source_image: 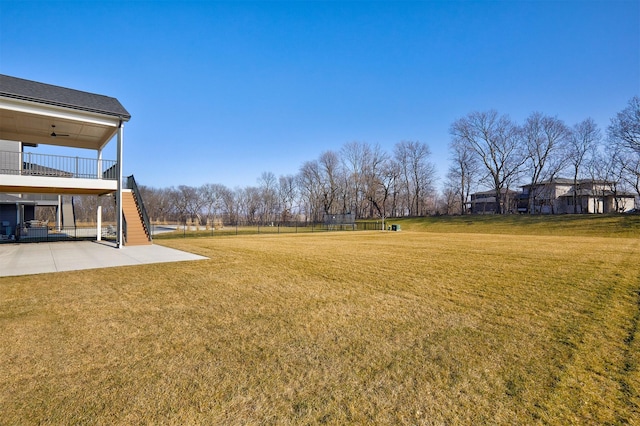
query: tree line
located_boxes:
[137,139,438,226]
[69,96,639,225]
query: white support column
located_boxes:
[57,195,62,231]
[96,197,102,242]
[96,149,103,241]
[116,122,124,248]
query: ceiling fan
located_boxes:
[50,124,69,137]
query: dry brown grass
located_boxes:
[1,231,639,424]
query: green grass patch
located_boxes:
[375,213,640,238]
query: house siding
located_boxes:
[0,139,20,175]
[477,178,637,215]
[522,178,636,214]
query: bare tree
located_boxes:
[278,174,298,223]
[443,170,463,215]
[258,171,278,224]
[566,118,601,213]
[394,141,412,216]
[297,160,323,222]
[236,186,261,225]
[622,152,640,201]
[448,137,478,214]
[521,112,570,213]
[139,186,172,223]
[608,96,640,205]
[608,96,640,154]
[394,140,436,216]
[219,185,237,225]
[170,185,203,227]
[341,141,368,218]
[439,180,460,215]
[363,157,393,227]
[450,111,525,214]
[167,187,186,225]
[361,143,389,219]
[318,150,342,216]
[600,142,633,212]
[199,183,226,228]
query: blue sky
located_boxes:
[1,1,638,190]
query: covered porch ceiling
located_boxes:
[0,98,121,151]
[0,74,130,151]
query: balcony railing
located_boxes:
[0,150,117,180]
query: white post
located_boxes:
[96,149,103,241]
[96,197,102,242]
[116,122,124,248]
[57,195,62,231]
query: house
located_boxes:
[0,74,150,246]
[468,188,519,214]
[520,178,636,214]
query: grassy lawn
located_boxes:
[379,213,640,238]
[1,219,639,424]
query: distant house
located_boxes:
[520,178,636,214]
[468,188,519,214]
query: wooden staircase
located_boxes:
[122,190,151,246]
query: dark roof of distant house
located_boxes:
[520,178,573,187]
[471,188,519,197]
[0,74,130,120]
[521,178,612,188]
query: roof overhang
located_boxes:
[0,97,123,151]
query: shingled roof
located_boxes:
[0,74,130,120]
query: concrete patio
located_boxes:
[0,241,207,277]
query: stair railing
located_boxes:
[125,175,152,242]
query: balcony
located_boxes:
[0,150,117,179]
[0,150,119,195]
